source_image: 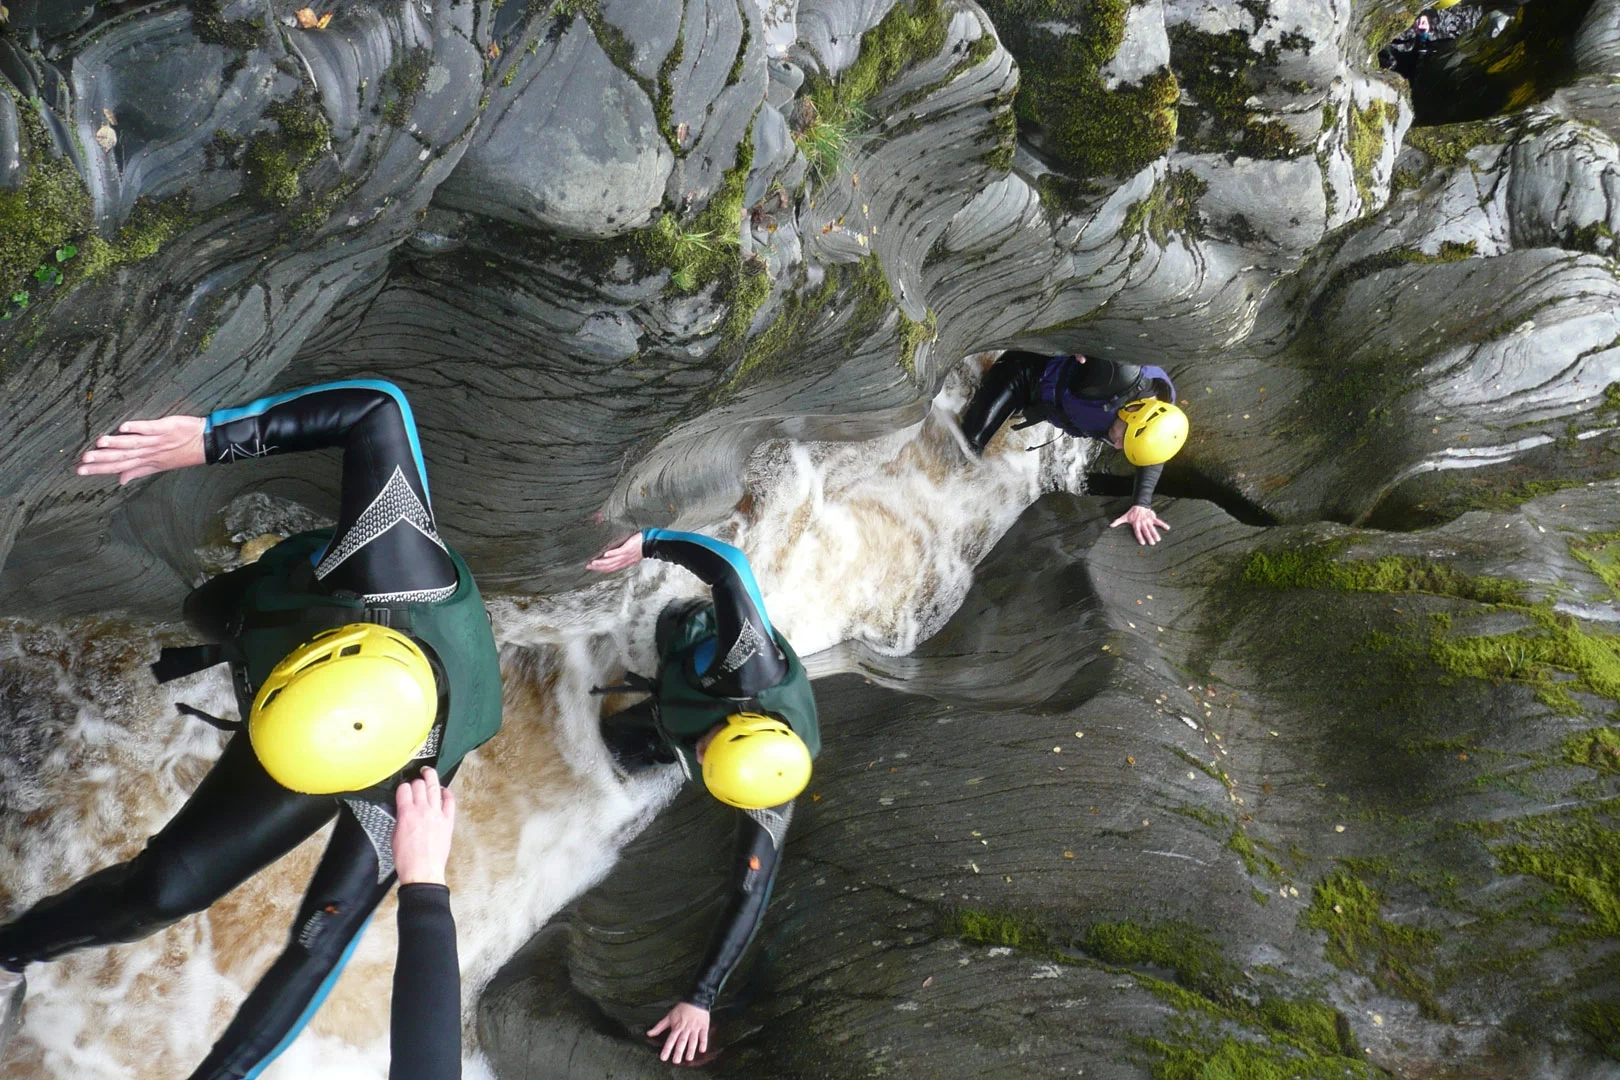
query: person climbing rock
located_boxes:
[389,766,462,1080]
[0,381,502,1078]
[958,350,1189,545]
[585,529,818,1066]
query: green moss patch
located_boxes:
[1169,25,1300,160]
[1121,168,1209,247]
[981,0,1177,178]
[1563,727,1620,774]
[793,0,955,178]
[78,194,196,278]
[1083,920,1242,1004]
[1240,545,1524,605]
[1574,1000,1620,1059]
[1492,813,1620,935]
[1140,1034,1378,1080]
[1303,868,1445,1018]
[1347,100,1389,212]
[1430,607,1620,715]
[242,91,334,210]
[381,47,434,127]
[1404,119,1509,170]
[0,95,92,300]
[1572,530,1620,601]
[188,0,266,52]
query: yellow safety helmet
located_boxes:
[1117,398,1189,467]
[701,713,812,810]
[1433,0,1461,8]
[249,623,438,795]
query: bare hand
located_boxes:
[1110,505,1170,546]
[586,532,644,574]
[648,1002,710,1065]
[393,767,456,886]
[76,415,206,485]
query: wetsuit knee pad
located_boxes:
[127,850,216,926]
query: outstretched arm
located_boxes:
[80,381,456,599]
[589,529,787,697]
[648,802,794,1065]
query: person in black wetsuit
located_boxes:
[0,381,502,1079]
[586,528,819,1066]
[959,351,1189,546]
[390,766,461,1080]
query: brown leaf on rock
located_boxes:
[295,8,334,29]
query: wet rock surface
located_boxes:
[0,0,1618,1077]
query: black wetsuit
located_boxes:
[392,883,460,1080]
[600,530,815,1012]
[0,381,475,1080]
[959,351,1177,507]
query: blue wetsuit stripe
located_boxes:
[240,915,374,1080]
[642,529,773,638]
[206,379,433,505]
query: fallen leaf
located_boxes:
[676,122,689,143]
[811,793,822,802]
[102,107,117,126]
[1334,825,1345,833]
[295,7,333,29]
[1126,756,1136,766]
[1064,851,1075,858]
[94,124,117,152]
[487,42,501,58]
[922,976,933,988]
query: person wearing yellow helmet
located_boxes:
[0,381,501,1078]
[959,350,1188,545]
[587,528,819,1065]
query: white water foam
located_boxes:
[0,357,1095,1078]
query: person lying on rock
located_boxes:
[390,766,463,1080]
[0,381,502,1078]
[587,529,818,1066]
[958,350,1189,545]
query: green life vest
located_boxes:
[221,530,503,775]
[654,604,819,789]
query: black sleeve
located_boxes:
[686,802,793,1011]
[641,530,787,697]
[1132,463,1164,507]
[204,381,457,601]
[390,883,461,1080]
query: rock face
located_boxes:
[1,0,1619,1077]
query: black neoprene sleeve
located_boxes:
[686,804,792,1010]
[641,530,788,697]
[390,884,461,1080]
[204,381,457,600]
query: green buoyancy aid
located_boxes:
[654,604,819,788]
[227,530,503,774]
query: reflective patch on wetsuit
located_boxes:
[314,465,451,597]
[701,620,768,689]
[743,802,793,851]
[342,798,398,882]
[296,906,339,950]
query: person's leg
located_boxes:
[182,562,273,642]
[600,698,675,774]
[959,351,1050,454]
[0,734,336,969]
[188,805,397,1080]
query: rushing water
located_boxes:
[0,358,1092,1079]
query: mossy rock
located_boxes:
[980,0,1177,178]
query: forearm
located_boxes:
[686,805,793,1009]
[390,884,461,1080]
[1132,464,1164,507]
